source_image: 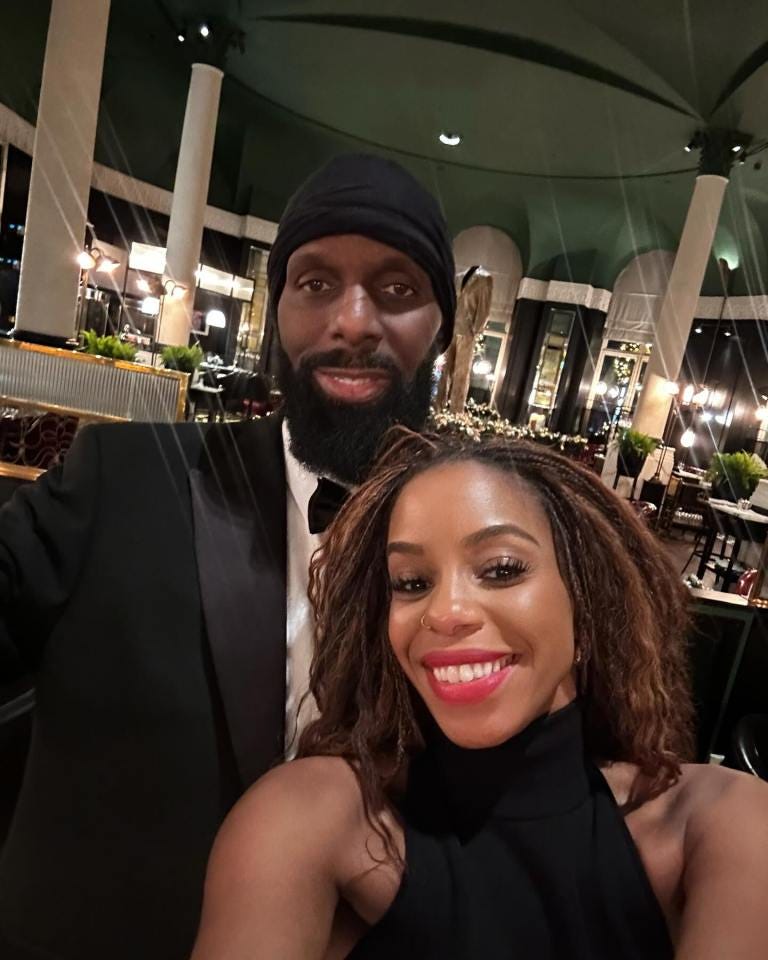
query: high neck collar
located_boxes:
[408,701,591,832]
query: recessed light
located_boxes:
[199,23,210,38]
[724,330,732,337]
[731,144,742,153]
[177,32,185,42]
[694,326,703,334]
[684,144,692,153]
[439,132,461,147]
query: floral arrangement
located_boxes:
[430,400,589,453]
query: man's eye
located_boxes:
[301,278,331,293]
[390,575,429,594]
[383,282,415,297]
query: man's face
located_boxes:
[276,233,444,483]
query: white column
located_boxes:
[14,0,111,344]
[158,63,224,346]
[632,174,729,437]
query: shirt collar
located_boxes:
[282,420,322,522]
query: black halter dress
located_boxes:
[347,702,673,959]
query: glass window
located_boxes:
[526,308,575,425]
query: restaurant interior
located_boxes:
[1,0,768,848]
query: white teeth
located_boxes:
[459,664,474,683]
[431,655,516,685]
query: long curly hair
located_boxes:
[298,428,694,831]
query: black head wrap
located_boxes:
[267,153,456,350]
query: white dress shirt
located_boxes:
[282,421,323,756]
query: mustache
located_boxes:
[298,349,401,377]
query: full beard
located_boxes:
[277,344,437,484]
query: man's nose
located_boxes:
[329,286,383,350]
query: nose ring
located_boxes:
[420,614,432,631]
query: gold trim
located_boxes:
[0,461,44,481]
[0,339,189,422]
[0,395,125,423]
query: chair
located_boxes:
[722,714,768,780]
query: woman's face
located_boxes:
[386,460,577,748]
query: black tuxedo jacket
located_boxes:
[0,414,290,960]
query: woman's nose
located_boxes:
[421,576,483,638]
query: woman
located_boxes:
[191,430,768,959]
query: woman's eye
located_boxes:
[383,282,415,298]
[480,559,530,584]
[390,575,430,595]
[301,278,331,293]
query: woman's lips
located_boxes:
[313,368,391,403]
[422,650,520,705]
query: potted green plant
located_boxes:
[615,428,659,478]
[160,344,203,375]
[706,451,768,502]
[80,330,138,362]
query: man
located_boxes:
[0,153,456,960]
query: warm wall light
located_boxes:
[664,380,680,395]
[163,280,186,299]
[682,384,695,404]
[77,250,96,270]
[680,429,696,448]
[97,257,119,273]
[140,296,161,316]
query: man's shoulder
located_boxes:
[87,415,283,470]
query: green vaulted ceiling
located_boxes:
[3,0,768,293]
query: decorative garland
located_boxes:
[429,400,590,452]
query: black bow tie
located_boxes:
[307,477,349,535]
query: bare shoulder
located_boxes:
[226,756,366,850]
[675,762,768,837]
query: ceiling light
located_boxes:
[732,144,742,153]
[199,23,210,38]
[439,132,461,147]
[756,406,768,421]
[177,33,185,43]
[724,330,732,337]
[684,144,692,153]
[136,277,150,293]
[472,358,492,377]
[680,429,696,448]
[694,326,703,334]
[664,380,680,395]
[206,309,226,329]
[77,250,96,270]
[594,381,608,397]
[97,257,119,273]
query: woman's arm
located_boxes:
[191,757,362,960]
[676,770,768,959]
[192,757,380,960]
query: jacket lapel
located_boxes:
[189,415,287,787]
